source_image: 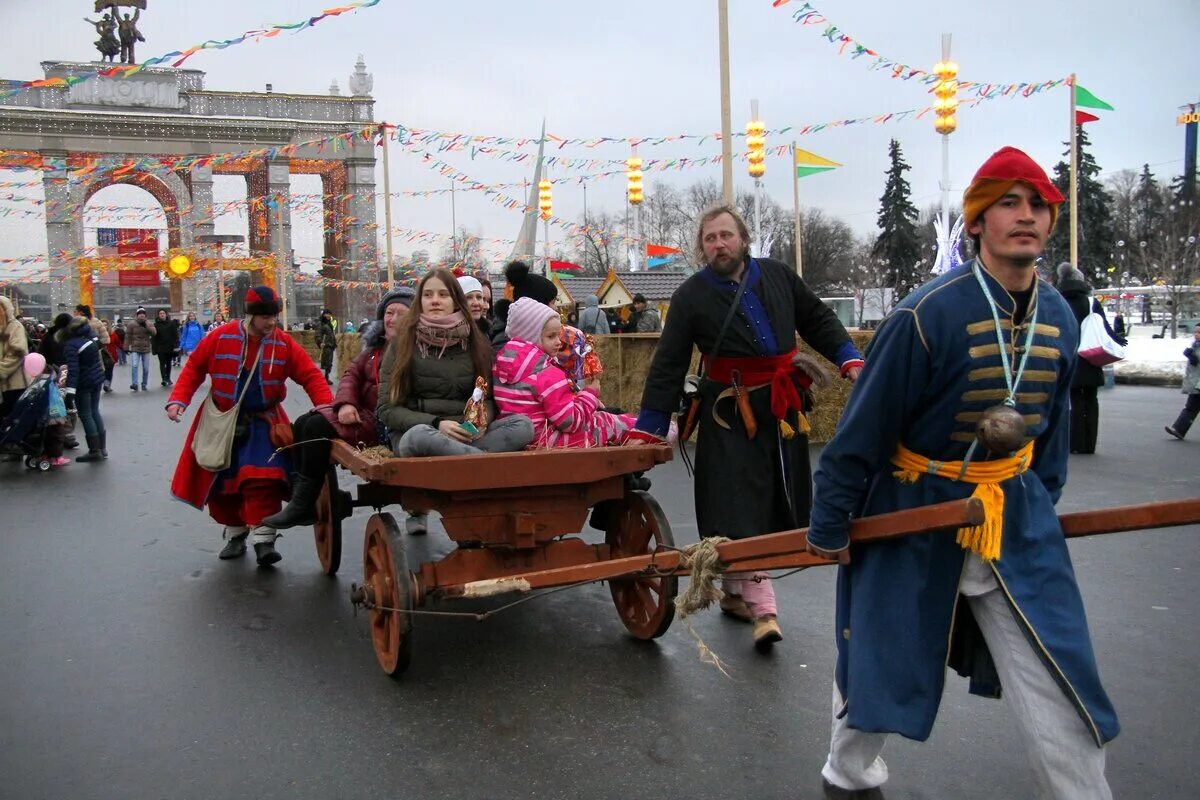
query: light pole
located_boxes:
[627,147,644,270]
[932,36,959,262]
[717,0,733,205]
[746,99,766,253]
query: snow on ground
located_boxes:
[1113,326,1191,385]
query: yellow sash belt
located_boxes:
[890,440,1035,561]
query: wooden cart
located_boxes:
[316,441,679,676]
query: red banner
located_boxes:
[550,259,584,273]
[117,270,162,287]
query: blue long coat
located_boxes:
[809,262,1119,747]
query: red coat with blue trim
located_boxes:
[167,320,332,509]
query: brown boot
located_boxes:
[719,594,754,622]
[753,615,783,651]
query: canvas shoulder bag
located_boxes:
[191,338,265,472]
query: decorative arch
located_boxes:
[81,169,192,250]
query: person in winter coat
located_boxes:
[265,286,414,529]
[1055,263,1124,454]
[123,307,154,391]
[458,275,490,336]
[39,313,72,370]
[378,269,534,533]
[178,311,205,357]
[621,294,662,333]
[1165,322,1200,440]
[315,309,337,383]
[74,305,113,392]
[165,286,333,567]
[111,319,126,365]
[490,260,559,350]
[0,295,31,420]
[151,309,180,386]
[59,316,108,462]
[494,297,637,448]
[577,294,608,336]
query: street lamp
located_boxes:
[933,37,958,266]
[627,147,644,269]
[747,100,766,252]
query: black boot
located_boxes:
[254,541,282,567]
[1166,409,1194,440]
[98,431,108,459]
[76,434,104,462]
[262,475,321,529]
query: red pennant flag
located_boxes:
[549,259,584,273]
[1075,110,1100,125]
[646,244,682,257]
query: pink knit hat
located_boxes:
[505,297,559,343]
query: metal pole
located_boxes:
[451,179,458,264]
[750,99,761,251]
[1069,73,1079,269]
[380,123,396,288]
[582,182,588,225]
[938,34,952,253]
[718,0,734,206]
[216,244,226,318]
[634,204,643,271]
[792,141,803,277]
[276,191,288,330]
[544,219,551,276]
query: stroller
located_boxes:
[0,375,61,472]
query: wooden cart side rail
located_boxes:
[329,440,673,490]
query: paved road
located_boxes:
[1,368,1197,799]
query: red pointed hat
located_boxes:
[963,146,1064,228]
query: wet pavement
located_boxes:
[1,367,1197,800]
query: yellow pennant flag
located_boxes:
[793,148,842,168]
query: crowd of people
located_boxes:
[5,144,1200,799]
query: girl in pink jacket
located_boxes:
[493,298,634,448]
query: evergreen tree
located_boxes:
[872,139,923,298]
[1045,127,1116,285]
[1132,164,1166,245]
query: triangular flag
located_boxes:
[794,148,842,168]
[645,256,673,269]
[1075,85,1114,111]
[646,244,682,257]
[549,259,583,273]
[796,165,837,179]
[1075,110,1100,125]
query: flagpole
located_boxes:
[939,34,953,258]
[792,141,803,277]
[751,99,762,252]
[1069,73,1079,269]
[718,0,734,206]
[380,123,395,289]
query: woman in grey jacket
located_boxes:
[377,268,533,532]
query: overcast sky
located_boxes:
[1,0,1198,278]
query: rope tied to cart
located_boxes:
[673,536,735,678]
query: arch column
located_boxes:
[43,151,85,316]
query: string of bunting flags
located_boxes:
[0,0,384,100]
[771,0,1073,99]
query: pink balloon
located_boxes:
[22,352,46,380]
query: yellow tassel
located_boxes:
[779,419,795,439]
[796,412,811,435]
[955,482,1005,561]
[892,468,922,485]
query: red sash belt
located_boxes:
[706,348,807,422]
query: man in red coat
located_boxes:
[165,286,333,566]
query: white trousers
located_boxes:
[822,587,1112,800]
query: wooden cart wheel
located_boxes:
[362,512,413,676]
[606,491,677,640]
[312,466,343,575]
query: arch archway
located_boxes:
[81,170,193,309]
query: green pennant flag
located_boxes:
[1075,85,1114,111]
[796,165,837,179]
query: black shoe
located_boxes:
[161,380,167,387]
[64,436,79,450]
[130,384,138,392]
[262,476,320,530]
[141,385,147,391]
[219,537,247,559]
[99,431,107,460]
[102,385,112,394]
[254,542,282,567]
[822,779,885,799]
[1166,425,1184,440]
